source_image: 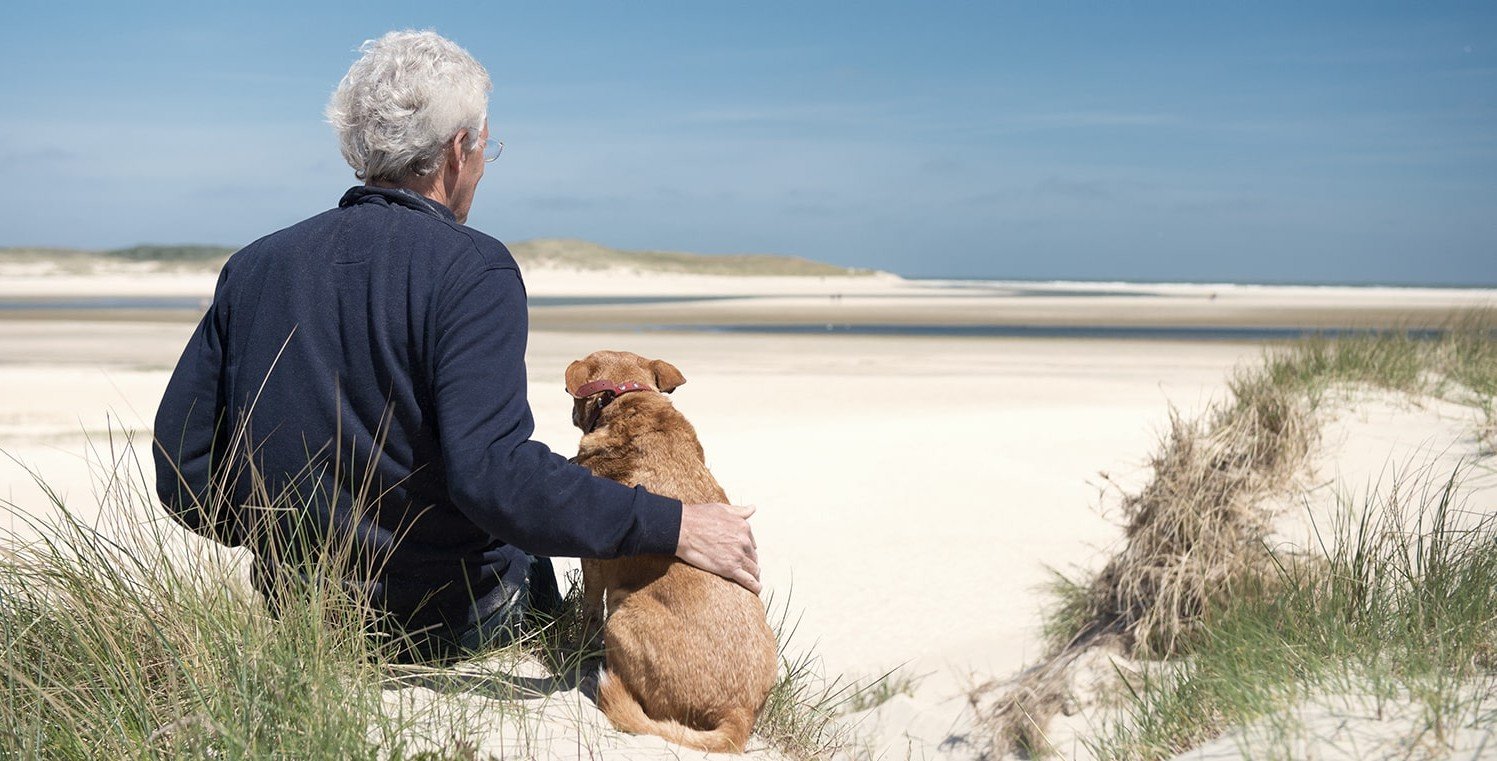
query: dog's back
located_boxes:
[568,352,777,753]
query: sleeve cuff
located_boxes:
[626,487,683,556]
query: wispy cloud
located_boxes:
[1013,111,1179,128]
[520,194,623,213]
[1032,176,1114,200]
[0,145,78,165]
[673,100,903,131]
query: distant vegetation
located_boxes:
[103,245,238,262]
[0,239,875,278]
[508,238,876,277]
[0,245,236,273]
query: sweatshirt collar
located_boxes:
[339,185,458,223]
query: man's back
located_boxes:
[154,186,682,644]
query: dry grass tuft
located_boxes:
[1091,376,1314,659]
[975,381,1314,755]
[972,635,1128,757]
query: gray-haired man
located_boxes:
[154,30,759,659]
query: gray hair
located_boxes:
[326,30,491,183]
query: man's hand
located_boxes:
[676,502,761,595]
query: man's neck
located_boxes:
[368,175,449,209]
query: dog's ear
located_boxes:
[564,360,592,396]
[650,359,686,393]
[573,397,602,432]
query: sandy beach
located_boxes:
[1,267,1493,758]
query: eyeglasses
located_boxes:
[483,138,504,163]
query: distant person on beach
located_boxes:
[152,30,760,660]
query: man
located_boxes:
[153,30,759,659]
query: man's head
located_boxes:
[327,31,492,220]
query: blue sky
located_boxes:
[2,3,1494,284]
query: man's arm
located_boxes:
[153,280,238,545]
[430,264,760,590]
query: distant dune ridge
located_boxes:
[0,245,236,275]
[509,238,877,277]
[0,240,876,278]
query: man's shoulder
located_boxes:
[221,208,342,270]
[434,221,518,274]
[345,197,519,275]
[222,203,518,277]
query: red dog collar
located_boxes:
[571,379,652,399]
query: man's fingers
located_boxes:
[735,568,763,595]
[733,504,757,549]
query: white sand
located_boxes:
[0,268,1493,758]
[1273,389,1497,551]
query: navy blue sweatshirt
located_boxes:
[153,186,682,637]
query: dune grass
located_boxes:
[1090,464,1497,760]
[977,315,1497,758]
[755,602,862,757]
[0,441,867,759]
[0,450,468,759]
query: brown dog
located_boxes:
[566,350,778,753]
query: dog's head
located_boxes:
[565,350,686,433]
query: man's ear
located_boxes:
[446,130,470,173]
[565,360,592,395]
[651,359,686,393]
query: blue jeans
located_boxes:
[452,554,562,652]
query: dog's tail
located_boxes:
[596,668,755,754]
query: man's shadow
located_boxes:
[379,639,605,703]
[379,572,606,702]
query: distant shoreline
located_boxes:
[1,259,1491,337]
[7,242,1492,290]
[908,275,1497,291]
[0,284,1489,338]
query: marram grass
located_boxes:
[0,467,442,759]
[1089,466,1497,760]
